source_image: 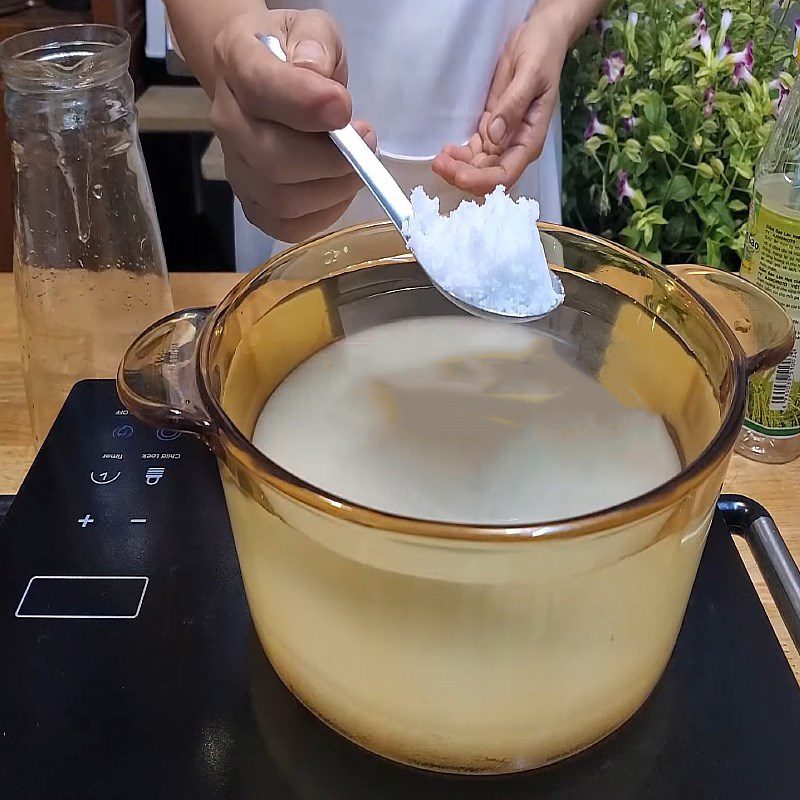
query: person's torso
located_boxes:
[235,0,563,268]
[285,0,535,156]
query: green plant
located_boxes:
[561,1,797,269]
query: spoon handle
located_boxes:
[259,35,413,233]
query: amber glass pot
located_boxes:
[119,223,792,774]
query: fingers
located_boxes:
[433,85,557,196]
[213,12,351,131]
[241,196,355,243]
[485,56,546,149]
[285,9,348,84]
[449,161,508,197]
[516,86,558,165]
[228,151,363,219]
[485,24,522,114]
[431,146,500,188]
[216,88,376,182]
[216,81,375,239]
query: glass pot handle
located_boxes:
[667,264,794,375]
[117,307,214,438]
[718,495,800,654]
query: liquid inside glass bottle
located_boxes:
[0,25,173,448]
[737,77,800,463]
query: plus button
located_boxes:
[78,515,95,528]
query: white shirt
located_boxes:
[235,0,562,270]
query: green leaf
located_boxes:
[625,150,643,165]
[664,175,694,203]
[705,239,722,268]
[621,225,642,247]
[711,199,735,229]
[692,199,717,226]
[584,89,604,105]
[699,181,723,204]
[673,86,695,103]
[623,141,643,164]
[725,117,743,140]
[664,211,700,249]
[697,162,715,179]
[624,138,642,155]
[584,136,602,154]
[734,160,754,180]
[648,134,671,153]
[710,157,725,176]
[644,96,667,128]
[729,199,749,212]
[631,190,647,211]
[643,224,654,247]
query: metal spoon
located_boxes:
[259,35,563,323]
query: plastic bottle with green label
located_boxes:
[737,78,800,463]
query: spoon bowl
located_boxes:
[430,269,564,323]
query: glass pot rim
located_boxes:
[120,221,793,541]
[176,221,777,542]
[0,24,130,92]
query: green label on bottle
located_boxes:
[741,192,800,438]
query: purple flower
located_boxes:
[729,40,754,86]
[593,16,613,36]
[616,171,635,202]
[733,62,754,85]
[687,5,706,26]
[719,9,733,39]
[584,110,611,140]
[603,50,627,83]
[794,18,800,58]
[700,25,712,56]
[690,21,711,53]
[703,86,715,117]
[733,61,754,85]
[622,115,639,133]
[717,37,732,62]
[770,76,791,115]
[730,39,754,68]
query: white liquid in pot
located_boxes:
[252,316,681,523]
[234,315,709,772]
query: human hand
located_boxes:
[211,9,376,241]
[432,17,569,196]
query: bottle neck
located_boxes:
[5,72,136,146]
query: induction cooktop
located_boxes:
[1,380,799,799]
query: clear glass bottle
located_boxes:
[0,25,173,448]
[736,77,800,463]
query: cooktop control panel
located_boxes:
[1,380,800,800]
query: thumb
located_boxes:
[486,60,541,148]
[285,10,348,84]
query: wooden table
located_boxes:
[1,272,798,678]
